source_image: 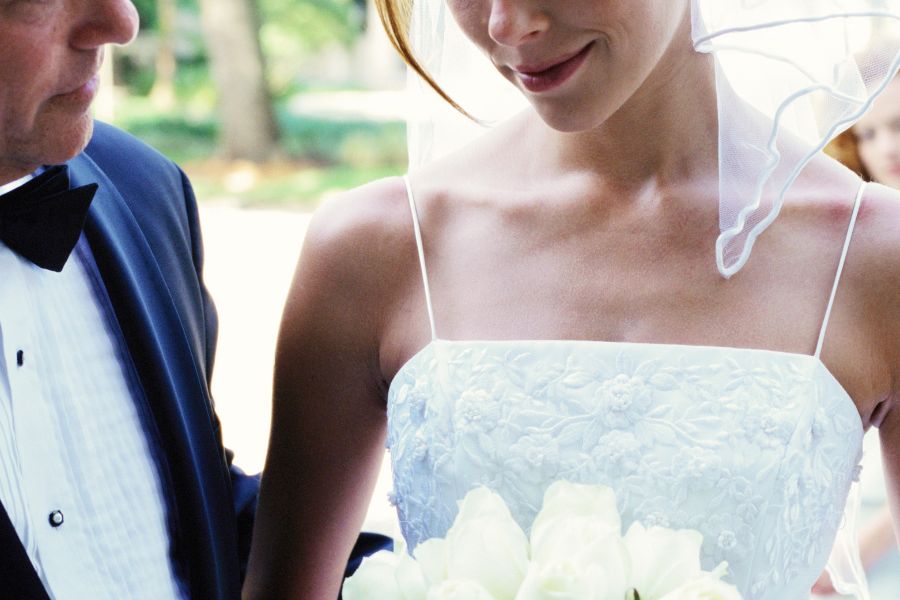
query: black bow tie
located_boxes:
[0,165,98,272]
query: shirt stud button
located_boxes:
[48,510,64,528]
[16,350,23,367]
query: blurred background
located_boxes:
[99,0,405,534]
[103,0,407,209]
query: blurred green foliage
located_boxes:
[262,0,362,50]
[261,0,365,95]
[120,0,370,102]
[132,0,198,29]
[114,98,218,163]
[113,0,404,209]
[279,116,406,167]
[117,96,404,168]
[114,96,406,209]
[189,164,401,209]
[132,0,157,26]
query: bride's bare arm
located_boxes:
[875,370,899,549]
[243,180,410,599]
[856,183,900,551]
[876,311,900,554]
[881,403,900,549]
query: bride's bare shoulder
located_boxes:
[306,176,412,252]
[296,176,418,311]
[793,158,900,287]
[298,119,524,299]
[854,181,900,247]
[785,156,900,268]
[845,181,900,291]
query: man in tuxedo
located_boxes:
[0,1,388,598]
[0,1,259,598]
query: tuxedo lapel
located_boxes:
[69,154,241,599]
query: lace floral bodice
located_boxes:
[386,339,864,600]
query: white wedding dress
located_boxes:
[386,179,867,600]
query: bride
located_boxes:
[243,1,900,599]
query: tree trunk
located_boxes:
[149,0,177,110]
[197,0,280,161]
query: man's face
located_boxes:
[0,0,139,184]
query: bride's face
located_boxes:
[446,0,692,132]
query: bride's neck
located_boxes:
[543,47,719,195]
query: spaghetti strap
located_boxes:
[814,182,866,359]
[403,175,438,340]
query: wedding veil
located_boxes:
[404,0,900,277]
[399,1,900,597]
[694,1,900,278]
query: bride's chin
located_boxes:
[533,107,608,134]
[525,97,617,134]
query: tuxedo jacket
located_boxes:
[0,122,259,599]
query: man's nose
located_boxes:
[70,0,140,50]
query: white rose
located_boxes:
[342,550,405,600]
[529,519,631,597]
[413,538,449,588]
[624,522,704,600]
[531,511,627,564]
[531,481,621,544]
[444,487,530,600]
[426,579,498,600]
[396,547,428,599]
[658,575,742,600]
[526,482,630,598]
[342,544,427,600]
[515,557,629,600]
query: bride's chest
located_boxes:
[387,340,861,488]
[386,340,863,598]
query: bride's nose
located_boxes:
[488,0,549,46]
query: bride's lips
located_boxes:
[514,43,593,93]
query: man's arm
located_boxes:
[180,167,261,579]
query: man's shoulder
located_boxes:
[80,121,184,190]
[85,121,172,163]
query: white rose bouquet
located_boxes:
[343,481,742,600]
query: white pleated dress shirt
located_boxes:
[0,175,186,598]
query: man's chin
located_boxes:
[0,115,94,183]
[55,114,94,161]
[37,115,94,166]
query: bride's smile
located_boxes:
[447,0,699,134]
[509,41,593,93]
